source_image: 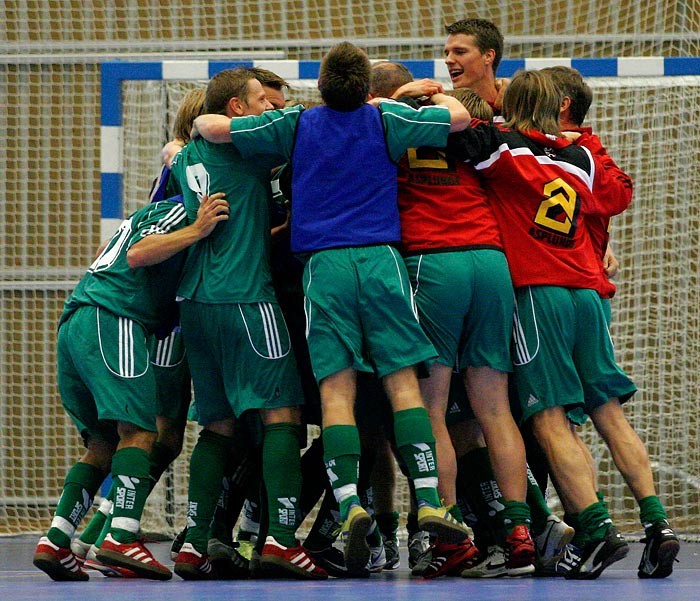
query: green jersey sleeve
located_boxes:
[378,100,452,162]
[229,105,304,161]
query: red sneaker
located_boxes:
[174,542,218,580]
[33,536,89,581]
[259,536,328,580]
[97,533,172,580]
[84,544,138,578]
[504,525,536,576]
[423,538,480,579]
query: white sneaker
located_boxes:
[408,530,432,574]
[70,538,91,566]
[461,545,507,578]
[367,540,387,572]
[534,515,575,568]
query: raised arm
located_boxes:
[388,79,470,132]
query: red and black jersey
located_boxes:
[446,121,632,296]
[571,128,614,260]
[397,146,503,254]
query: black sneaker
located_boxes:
[638,522,680,579]
[208,538,250,579]
[382,534,401,570]
[170,525,188,561]
[307,545,355,578]
[565,525,629,580]
[535,543,582,577]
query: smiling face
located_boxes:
[241,78,274,116]
[444,33,496,97]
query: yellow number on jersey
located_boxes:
[534,178,578,235]
[406,147,449,170]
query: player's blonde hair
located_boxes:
[445,88,494,121]
[502,69,562,136]
[172,87,205,143]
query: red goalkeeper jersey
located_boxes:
[446,121,632,297]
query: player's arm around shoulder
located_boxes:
[191,114,233,144]
[428,92,470,132]
[126,193,229,268]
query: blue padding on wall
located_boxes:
[497,59,526,77]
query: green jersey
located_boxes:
[60,201,188,334]
[169,137,285,303]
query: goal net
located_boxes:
[2,0,700,542]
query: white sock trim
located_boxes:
[50,516,76,537]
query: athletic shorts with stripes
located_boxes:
[57,305,158,446]
[149,327,191,422]
[302,245,437,382]
[512,285,637,425]
[178,299,303,425]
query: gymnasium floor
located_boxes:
[1,537,698,601]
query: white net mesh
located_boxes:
[2,1,700,540]
[2,1,700,58]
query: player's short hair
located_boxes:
[445,88,494,121]
[541,66,593,126]
[502,69,562,136]
[249,67,289,91]
[172,87,206,143]
[205,67,255,115]
[445,18,504,74]
[318,42,371,111]
[370,61,414,98]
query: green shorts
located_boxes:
[512,286,636,424]
[404,249,513,373]
[566,296,614,426]
[149,328,191,423]
[57,305,158,445]
[179,299,303,425]
[303,246,437,382]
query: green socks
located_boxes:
[109,447,154,544]
[185,429,233,552]
[501,500,532,534]
[579,500,613,543]
[323,424,362,521]
[77,482,114,546]
[394,408,440,507]
[48,462,104,548]
[376,511,400,540]
[526,464,552,535]
[639,495,668,534]
[263,422,304,547]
